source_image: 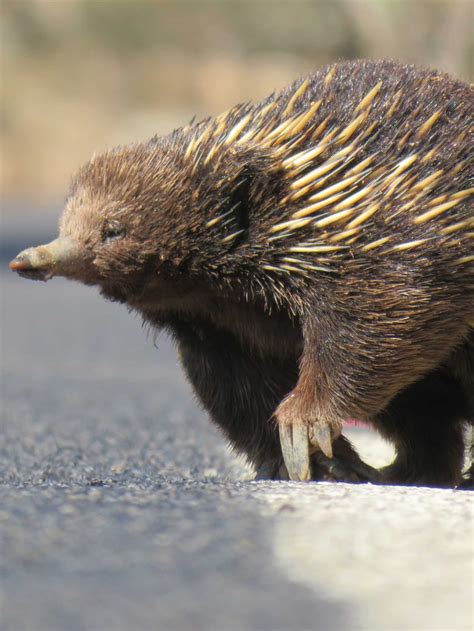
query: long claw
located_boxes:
[279,423,311,481]
[310,424,333,458]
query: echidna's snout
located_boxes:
[9,237,80,281]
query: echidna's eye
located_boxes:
[103,221,126,243]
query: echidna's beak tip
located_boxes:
[9,248,54,281]
[9,255,31,271]
[9,238,80,281]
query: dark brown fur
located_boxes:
[12,60,474,486]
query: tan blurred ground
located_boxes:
[1,0,472,203]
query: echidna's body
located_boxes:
[11,60,474,486]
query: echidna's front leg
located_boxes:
[276,310,390,481]
[276,325,345,480]
[276,302,472,483]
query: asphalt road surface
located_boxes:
[1,229,473,631]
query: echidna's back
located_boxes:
[238,60,473,275]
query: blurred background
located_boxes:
[1,6,473,629]
[1,0,472,206]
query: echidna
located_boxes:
[10,60,473,487]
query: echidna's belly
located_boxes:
[134,281,303,360]
[210,298,303,359]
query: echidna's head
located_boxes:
[10,140,196,302]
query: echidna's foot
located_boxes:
[311,452,379,483]
[254,458,289,481]
[310,435,382,483]
[255,436,380,483]
[278,419,340,480]
[275,392,378,481]
[379,460,461,488]
[276,394,338,480]
[458,437,473,489]
[455,461,473,489]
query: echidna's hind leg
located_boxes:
[455,426,472,489]
[445,331,473,488]
[375,359,470,488]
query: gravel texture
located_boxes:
[1,262,473,631]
